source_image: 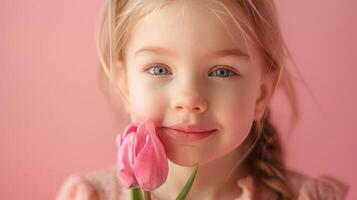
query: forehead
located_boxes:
[126,0,255,61]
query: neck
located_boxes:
[151,147,250,200]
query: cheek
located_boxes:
[223,97,255,147]
[215,80,260,146]
[127,82,168,123]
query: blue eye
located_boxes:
[146,65,237,77]
[209,67,237,77]
[147,65,172,75]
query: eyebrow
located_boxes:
[134,46,249,59]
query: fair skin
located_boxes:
[56,1,277,200]
[116,1,278,200]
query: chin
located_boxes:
[166,149,210,167]
[168,157,198,167]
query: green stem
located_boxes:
[130,187,144,200]
[175,166,198,200]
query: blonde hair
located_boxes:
[95,0,314,199]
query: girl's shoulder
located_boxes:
[56,165,126,200]
[56,166,349,200]
[236,170,349,200]
[284,169,349,200]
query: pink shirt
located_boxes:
[57,165,349,200]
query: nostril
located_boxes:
[176,106,183,110]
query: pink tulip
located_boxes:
[116,119,169,191]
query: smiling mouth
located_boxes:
[169,128,215,134]
[159,127,217,142]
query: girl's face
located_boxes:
[119,1,274,166]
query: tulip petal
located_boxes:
[116,119,168,191]
[133,135,168,190]
[123,123,138,139]
[139,120,168,182]
[148,124,169,182]
[132,140,157,190]
[135,122,149,157]
[117,132,137,188]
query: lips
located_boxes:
[160,127,216,142]
[166,123,216,133]
[159,123,217,142]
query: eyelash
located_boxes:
[145,64,239,78]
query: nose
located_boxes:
[171,89,208,114]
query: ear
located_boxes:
[115,59,131,114]
[254,69,280,121]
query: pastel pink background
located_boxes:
[0,0,355,199]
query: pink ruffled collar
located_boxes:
[234,175,255,200]
[149,175,255,200]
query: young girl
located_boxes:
[56,0,349,199]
